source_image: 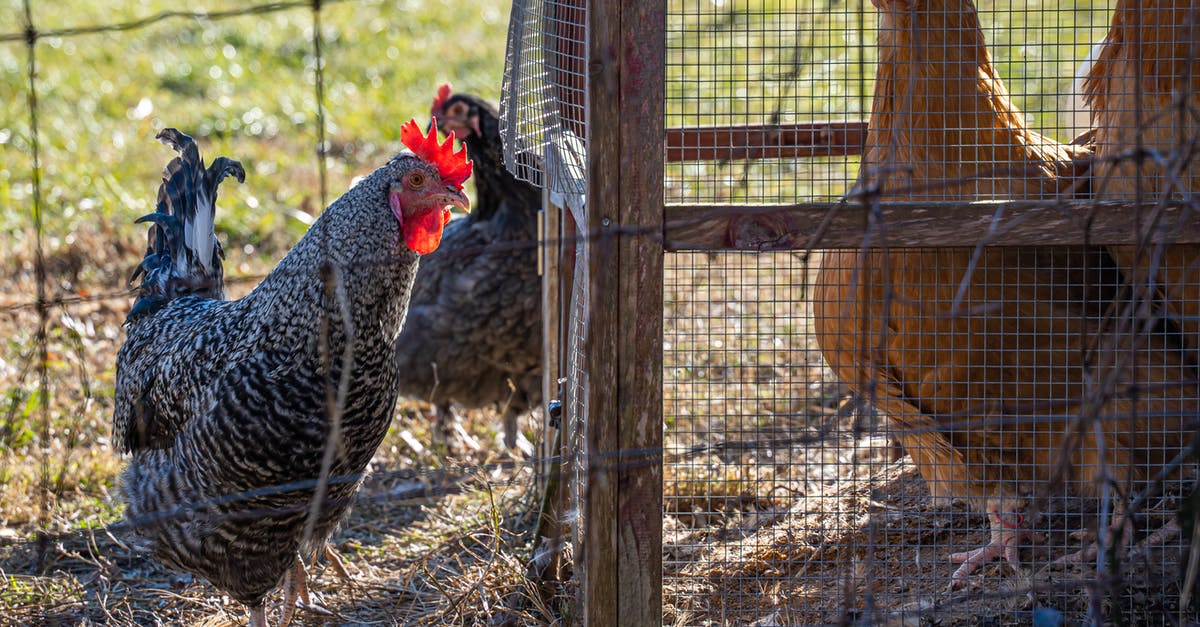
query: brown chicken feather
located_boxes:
[1085,0,1200,351]
[814,0,1196,586]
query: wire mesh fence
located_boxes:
[7,0,1200,624]
[500,0,585,202]
[0,1,560,624]
[664,247,1199,624]
[654,0,1200,624]
[493,0,1200,621]
[500,0,590,595]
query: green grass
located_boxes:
[663,0,1115,204]
[0,0,511,254]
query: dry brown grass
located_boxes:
[660,251,1195,626]
[2,236,1195,626]
[0,233,567,626]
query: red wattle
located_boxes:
[403,208,450,255]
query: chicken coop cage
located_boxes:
[503,0,1200,624]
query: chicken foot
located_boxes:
[274,546,353,626]
[1055,517,1181,565]
[948,506,1044,590]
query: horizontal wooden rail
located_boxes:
[663,200,1200,250]
[665,120,867,162]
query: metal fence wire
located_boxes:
[501,0,591,581]
[658,0,1200,624]
[501,0,586,203]
[1,1,559,624]
[503,0,1200,624]
[5,0,1200,623]
[664,249,1199,625]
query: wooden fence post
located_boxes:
[583,0,665,624]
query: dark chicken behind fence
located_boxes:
[394,84,543,451]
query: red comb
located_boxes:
[431,83,453,116]
[400,117,472,191]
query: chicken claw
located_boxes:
[948,509,1043,589]
[1056,518,1180,565]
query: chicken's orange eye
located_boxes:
[405,172,425,189]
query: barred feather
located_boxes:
[128,128,245,320]
[113,127,454,618]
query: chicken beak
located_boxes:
[438,187,470,214]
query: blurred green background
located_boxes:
[0,0,1114,251]
[0,0,1116,530]
[0,0,513,262]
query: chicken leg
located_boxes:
[502,405,518,451]
[433,402,456,449]
[248,605,268,627]
[277,556,311,627]
[948,499,1044,589]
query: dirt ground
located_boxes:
[0,240,1196,626]
[0,230,566,625]
[659,252,1198,626]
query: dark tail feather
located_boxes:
[128,128,245,321]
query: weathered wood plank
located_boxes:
[582,0,621,624]
[665,120,867,162]
[664,200,1200,250]
[616,0,665,625]
[529,189,567,593]
[540,193,562,430]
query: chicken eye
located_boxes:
[406,172,425,189]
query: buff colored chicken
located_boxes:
[813,0,1196,588]
[1084,0,1200,352]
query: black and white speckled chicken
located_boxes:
[394,85,542,452]
[113,123,471,626]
